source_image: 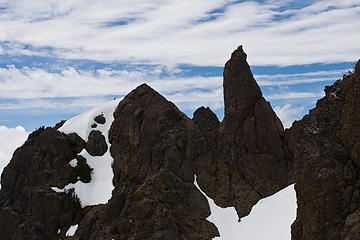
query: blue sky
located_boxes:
[0,0,359,131]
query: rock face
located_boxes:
[0,46,359,240]
[85,130,108,156]
[193,46,289,219]
[287,61,360,240]
[0,128,84,239]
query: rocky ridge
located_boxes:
[287,62,360,240]
[0,46,359,239]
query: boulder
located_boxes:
[85,130,108,156]
[94,114,106,124]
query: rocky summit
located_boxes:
[0,46,359,240]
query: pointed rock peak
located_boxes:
[136,83,151,90]
[116,83,188,123]
[230,45,247,62]
[193,106,220,130]
[122,83,165,104]
[223,45,262,119]
[130,83,156,95]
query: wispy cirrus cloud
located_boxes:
[1,62,346,100]
[0,65,222,99]
[0,0,359,66]
[266,91,324,100]
[0,63,341,119]
[0,0,358,131]
[255,69,348,86]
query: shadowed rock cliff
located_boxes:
[193,46,290,219]
[287,60,360,240]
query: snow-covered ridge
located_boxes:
[53,99,121,207]
[194,176,297,240]
[59,99,121,142]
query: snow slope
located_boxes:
[194,176,297,240]
[53,99,121,207]
[0,126,28,189]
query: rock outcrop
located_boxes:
[0,128,85,239]
[103,84,217,240]
[287,60,360,240]
[0,46,359,240]
[85,130,108,156]
[94,114,106,125]
[192,46,289,219]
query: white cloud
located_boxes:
[255,69,347,86]
[0,65,222,100]
[274,104,305,128]
[0,64,225,115]
[166,87,224,113]
[0,0,359,66]
[0,64,334,117]
[0,125,28,189]
[266,91,324,100]
[0,97,114,112]
[1,64,341,101]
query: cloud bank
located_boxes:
[0,126,28,189]
[0,0,359,66]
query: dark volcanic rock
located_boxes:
[54,120,66,130]
[94,114,106,124]
[85,130,108,156]
[109,83,194,183]
[192,46,289,219]
[0,128,83,239]
[66,132,86,154]
[71,155,93,183]
[288,61,360,240]
[0,207,21,238]
[104,84,217,240]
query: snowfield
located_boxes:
[194,176,297,240]
[54,99,121,206]
[59,99,121,142]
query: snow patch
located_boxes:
[53,149,115,206]
[51,187,64,193]
[66,224,78,237]
[69,158,77,167]
[56,99,121,207]
[194,175,297,240]
[59,99,121,142]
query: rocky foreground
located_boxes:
[0,46,359,239]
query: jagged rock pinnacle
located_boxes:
[223,45,262,125]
